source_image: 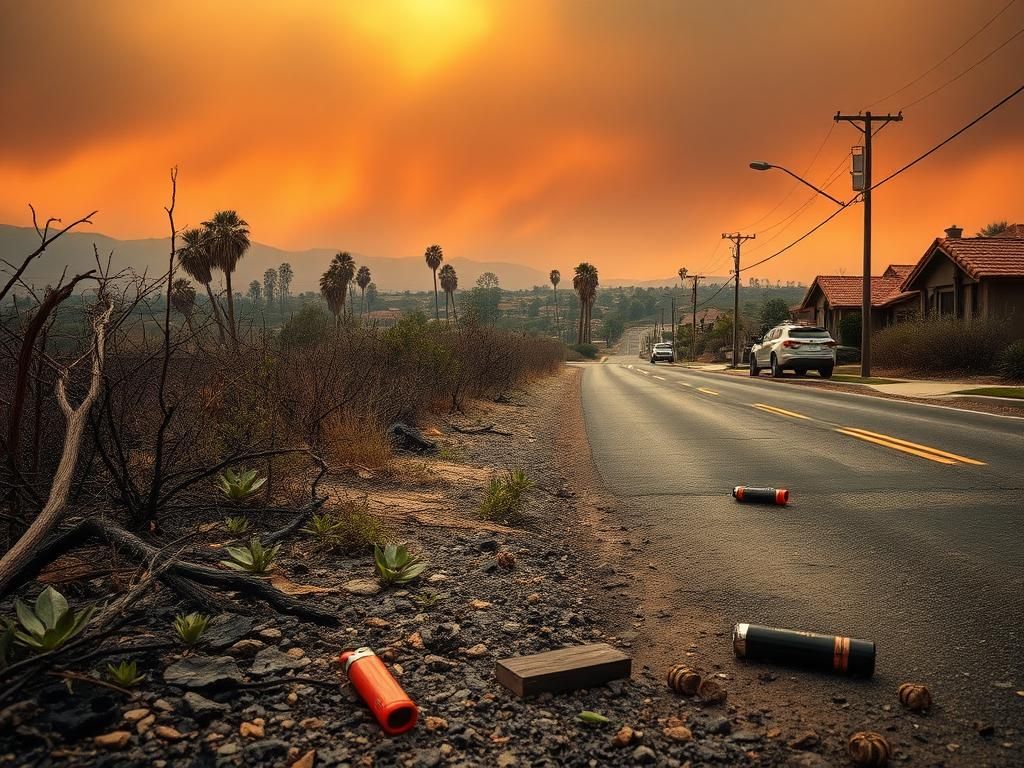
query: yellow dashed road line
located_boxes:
[697,387,720,396]
[839,427,986,465]
[835,428,958,465]
[752,403,811,420]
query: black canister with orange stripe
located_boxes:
[732,486,789,505]
[732,623,875,677]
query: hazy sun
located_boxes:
[345,0,493,80]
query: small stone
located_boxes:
[155,725,186,742]
[218,742,240,756]
[463,643,488,658]
[613,725,635,747]
[789,731,820,750]
[286,647,306,659]
[292,749,316,768]
[526,593,541,604]
[153,698,175,712]
[496,751,517,767]
[227,639,266,658]
[663,725,692,743]
[425,716,448,732]
[94,731,131,749]
[631,745,656,764]
[408,632,424,649]
[136,714,156,735]
[203,614,256,650]
[251,647,309,676]
[164,655,244,689]
[286,692,298,705]
[365,617,390,628]
[427,574,448,583]
[122,708,150,722]
[299,717,326,730]
[344,578,382,596]
[240,719,266,738]
[183,691,230,720]
[469,599,492,610]
[258,628,283,642]
[496,552,516,569]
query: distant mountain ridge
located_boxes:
[0,225,555,292]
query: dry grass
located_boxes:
[322,412,393,470]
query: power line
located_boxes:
[866,0,1018,109]
[873,82,1024,190]
[740,204,854,273]
[693,275,736,309]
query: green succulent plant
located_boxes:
[12,586,95,653]
[302,510,341,541]
[215,468,266,502]
[174,612,209,645]
[220,536,280,574]
[106,659,146,687]
[224,515,251,534]
[374,543,427,586]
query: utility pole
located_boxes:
[684,274,705,361]
[670,296,676,353]
[722,232,755,368]
[834,110,903,377]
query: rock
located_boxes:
[244,739,290,761]
[227,639,266,658]
[365,617,390,628]
[240,718,266,738]
[707,716,732,735]
[469,599,492,610]
[787,754,831,768]
[427,574,449,583]
[478,539,499,552]
[122,708,150,722]
[729,731,762,744]
[42,689,119,738]
[613,725,635,747]
[663,725,692,743]
[407,631,425,649]
[420,623,461,653]
[153,698,175,712]
[496,552,517,569]
[203,614,255,650]
[631,745,657,764]
[292,749,316,768]
[390,423,438,454]
[94,731,132,749]
[258,628,283,643]
[286,647,306,659]
[411,748,442,767]
[299,717,326,730]
[344,578,382,596]
[526,593,541,604]
[788,731,820,750]
[250,647,309,676]
[496,751,518,767]
[183,692,230,721]
[463,643,488,658]
[425,716,448,732]
[135,714,155,734]
[155,725,186,741]
[217,742,241,756]
[163,656,244,690]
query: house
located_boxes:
[679,307,725,332]
[797,272,909,339]
[899,224,1024,335]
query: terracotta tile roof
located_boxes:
[802,275,906,309]
[902,236,1024,288]
[879,290,919,307]
[882,264,916,279]
[992,223,1024,238]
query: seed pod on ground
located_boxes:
[496,551,516,569]
[847,731,890,767]
[696,678,727,704]
[897,682,932,712]
[666,664,701,695]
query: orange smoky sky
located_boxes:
[1,0,1023,284]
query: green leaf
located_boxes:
[395,561,428,583]
[15,599,44,637]
[224,546,254,565]
[13,629,42,649]
[219,560,249,571]
[578,711,610,724]
[35,587,68,630]
[67,606,96,641]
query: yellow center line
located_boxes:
[752,403,811,420]
[697,387,720,396]
[835,428,957,465]
[653,375,666,381]
[840,427,986,465]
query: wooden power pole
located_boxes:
[722,232,755,368]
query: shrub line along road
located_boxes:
[577,346,1024,736]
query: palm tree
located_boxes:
[356,265,372,316]
[263,268,277,306]
[170,278,197,335]
[320,262,345,328]
[977,221,1010,237]
[201,210,250,347]
[424,244,444,320]
[277,262,293,310]
[333,252,356,317]
[573,263,599,344]
[439,263,458,323]
[549,269,560,337]
[177,227,227,345]
[247,280,262,303]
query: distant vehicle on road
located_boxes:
[750,323,836,378]
[650,342,675,364]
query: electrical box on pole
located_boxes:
[851,146,866,192]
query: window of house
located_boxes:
[937,289,954,316]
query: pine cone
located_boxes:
[847,731,891,767]
[696,678,727,704]
[897,682,932,712]
[666,664,701,695]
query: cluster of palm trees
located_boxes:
[175,210,251,347]
[424,244,459,323]
[572,263,599,344]
[319,252,374,327]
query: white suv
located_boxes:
[750,323,837,378]
[650,342,675,364]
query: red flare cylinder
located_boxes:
[338,647,418,735]
[733,486,789,505]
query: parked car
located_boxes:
[749,323,836,378]
[650,342,675,364]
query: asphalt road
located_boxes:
[579,335,1024,754]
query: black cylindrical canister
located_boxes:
[733,623,875,677]
[732,486,789,505]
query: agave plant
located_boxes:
[220,537,280,574]
[302,510,341,542]
[12,586,95,652]
[374,543,427,586]
[174,612,209,645]
[107,659,146,687]
[215,468,266,502]
[224,515,250,534]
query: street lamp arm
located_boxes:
[748,162,846,207]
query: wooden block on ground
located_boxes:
[495,643,632,697]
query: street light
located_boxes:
[748,162,846,208]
